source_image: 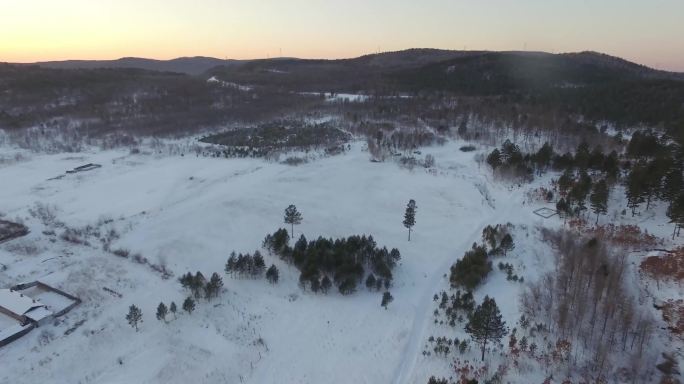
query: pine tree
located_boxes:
[662,165,684,203]
[320,275,332,294]
[499,234,514,256]
[183,297,196,314]
[225,251,237,276]
[381,291,394,309]
[126,304,143,331]
[310,277,321,293]
[169,301,177,319]
[403,199,417,241]
[253,251,266,276]
[626,166,645,216]
[465,296,507,361]
[266,264,279,284]
[284,205,303,236]
[191,272,206,299]
[486,148,502,170]
[590,178,609,225]
[557,169,574,195]
[156,302,168,322]
[667,193,684,240]
[365,273,377,290]
[205,272,223,300]
[574,140,591,170]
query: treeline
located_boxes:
[263,228,400,295]
[487,132,684,235]
[486,139,619,181]
[0,64,315,138]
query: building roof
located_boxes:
[0,289,49,317]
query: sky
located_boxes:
[1,0,683,71]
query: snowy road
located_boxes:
[390,194,520,384]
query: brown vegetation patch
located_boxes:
[641,247,684,282]
[573,223,661,249]
[660,299,684,338]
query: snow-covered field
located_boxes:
[0,140,679,383]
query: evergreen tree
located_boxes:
[225,251,237,276]
[183,297,196,314]
[556,198,570,217]
[499,234,514,256]
[266,264,279,284]
[486,148,502,170]
[253,251,266,276]
[403,199,417,241]
[590,179,609,225]
[533,142,553,173]
[450,244,491,290]
[126,304,143,331]
[481,225,498,249]
[179,272,193,290]
[574,140,591,170]
[191,272,206,299]
[667,193,684,239]
[626,166,646,216]
[557,169,574,195]
[169,301,177,319]
[284,205,303,236]
[465,296,507,361]
[156,302,168,322]
[320,275,332,294]
[603,150,620,180]
[310,277,321,293]
[662,165,683,203]
[205,272,223,300]
[643,159,666,210]
[365,273,377,290]
[381,291,394,309]
[338,277,357,295]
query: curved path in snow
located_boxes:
[390,193,519,384]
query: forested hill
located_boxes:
[391,51,684,129]
[3,49,683,139]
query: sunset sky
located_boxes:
[1,0,683,71]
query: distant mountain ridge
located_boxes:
[35,56,241,75]
[25,49,683,79]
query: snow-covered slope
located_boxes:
[0,140,677,383]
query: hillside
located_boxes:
[35,56,241,75]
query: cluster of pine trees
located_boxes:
[449,226,515,292]
[125,295,200,332]
[179,271,224,300]
[433,289,475,327]
[488,133,684,236]
[623,132,684,237]
[225,251,266,278]
[225,250,280,284]
[555,169,611,224]
[450,244,491,291]
[263,229,400,295]
[487,139,620,182]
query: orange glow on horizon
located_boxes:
[1,0,683,71]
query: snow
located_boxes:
[0,289,47,317]
[0,138,680,383]
[207,76,253,91]
[300,92,371,103]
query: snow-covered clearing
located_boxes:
[0,139,678,383]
